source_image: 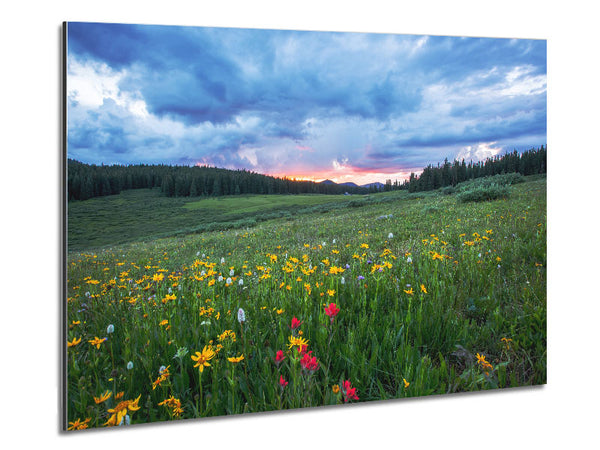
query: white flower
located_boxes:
[333,239,336,244]
[341,277,345,285]
[220,257,225,264]
[106,324,114,334]
[201,270,206,276]
[118,414,130,426]
[388,233,394,239]
[229,269,235,276]
[226,277,232,285]
[196,251,200,256]
[407,256,412,263]
[238,278,244,286]
[218,275,224,282]
[237,308,246,324]
[159,365,167,375]
[126,361,134,370]
[200,321,211,326]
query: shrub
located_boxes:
[456,183,509,203]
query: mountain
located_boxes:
[361,182,385,189]
[319,179,336,185]
[339,182,359,187]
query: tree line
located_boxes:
[397,145,546,193]
[67,160,372,201]
[67,145,546,201]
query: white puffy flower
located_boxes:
[118,414,130,426]
[218,275,224,282]
[332,239,336,244]
[407,256,412,263]
[237,308,246,324]
[341,277,345,285]
[220,257,225,264]
[106,324,114,334]
[159,365,167,374]
[126,361,134,370]
[226,277,232,285]
[238,278,244,286]
[229,269,235,276]
[388,233,394,239]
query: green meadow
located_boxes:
[66,175,546,429]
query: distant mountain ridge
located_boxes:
[319,179,384,189]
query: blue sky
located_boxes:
[66,22,546,184]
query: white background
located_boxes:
[1,1,597,448]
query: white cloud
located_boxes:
[67,56,149,118]
[456,142,503,163]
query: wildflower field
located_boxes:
[65,176,546,430]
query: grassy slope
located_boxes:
[68,189,363,251]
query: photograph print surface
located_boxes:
[64,22,546,430]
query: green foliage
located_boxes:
[456,183,510,203]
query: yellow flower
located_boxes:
[327,289,336,297]
[191,346,216,372]
[104,395,141,426]
[287,335,309,351]
[94,390,112,404]
[159,319,169,326]
[227,354,245,363]
[67,417,91,430]
[152,273,164,282]
[404,287,414,295]
[420,284,427,294]
[218,330,236,342]
[276,308,285,314]
[476,353,494,372]
[152,365,171,390]
[162,293,177,303]
[332,384,340,394]
[501,337,513,350]
[88,336,105,349]
[67,336,81,347]
[159,395,184,418]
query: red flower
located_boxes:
[300,351,319,372]
[291,317,303,330]
[324,303,340,322]
[342,379,359,402]
[275,350,286,365]
[296,344,308,355]
[279,375,288,388]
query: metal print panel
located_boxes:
[63,21,547,430]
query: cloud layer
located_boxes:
[67,23,546,184]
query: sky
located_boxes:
[66,22,546,185]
